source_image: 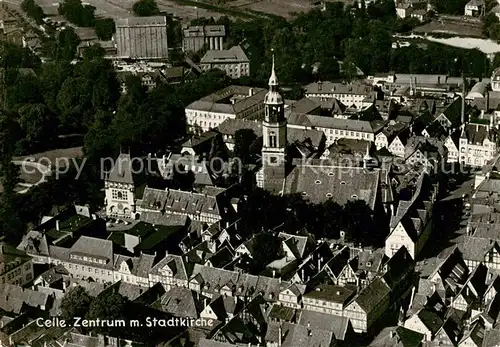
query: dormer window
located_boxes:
[315,180,322,184]
[340,181,346,185]
[326,193,333,198]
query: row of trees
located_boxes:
[58,0,115,40]
[21,0,45,24]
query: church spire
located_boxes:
[268,51,278,88]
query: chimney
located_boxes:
[318,81,322,91]
[249,88,254,97]
[272,270,276,278]
[55,220,60,231]
[307,321,312,336]
[389,330,395,339]
[409,286,416,310]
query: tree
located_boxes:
[18,104,57,143]
[5,71,42,110]
[252,232,283,267]
[95,18,115,41]
[87,290,128,333]
[58,0,95,27]
[430,0,468,15]
[132,0,160,17]
[21,0,45,24]
[61,286,91,321]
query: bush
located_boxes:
[132,0,160,16]
[58,0,96,27]
[95,18,116,41]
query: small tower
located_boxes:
[261,53,287,194]
[104,152,136,219]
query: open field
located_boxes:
[229,0,314,19]
[28,0,316,22]
[414,16,483,38]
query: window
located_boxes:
[112,189,126,201]
[269,132,277,147]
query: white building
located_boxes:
[104,153,136,219]
[459,123,497,167]
[304,82,374,110]
[385,173,438,259]
[185,85,266,133]
[464,0,484,16]
[200,45,250,79]
[287,113,384,147]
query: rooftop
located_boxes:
[201,46,249,64]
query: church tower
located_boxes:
[261,54,287,194]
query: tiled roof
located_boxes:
[160,286,199,318]
[139,187,223,218]
[304,284,354,304]
[304,115,384,133]
[284,164,380,207]
[297,310,351,341]
[107,153,133,184]
[463,123,493,144]
[115,16,167,27]
[354,277,391,313]
[201,45,249,64]
[265,321,335,347]
[304,82,372,96]
[187,85,266,115]
[150,254,190,281]
[458,236,496,262]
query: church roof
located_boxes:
[283,164,380,208]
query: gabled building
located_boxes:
[343,277,391,333]
[385,173,438,259]
[0,244,33,287]
[136,186,234,225]
[200,45,250,79]
[304,81,374,109]
[182,24,225,52]
[104,153,136,219]
[459,123,497,167]
[302,284,355,316]
[185,85,267,133]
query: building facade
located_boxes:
[200,46,250,79]
[104,153,136,219]
[185,86,266,133]
[459,123,497,167]
[183,25,225,52]
[304,82,374,109]
[114,16,168,59]
[0,244,34,286]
